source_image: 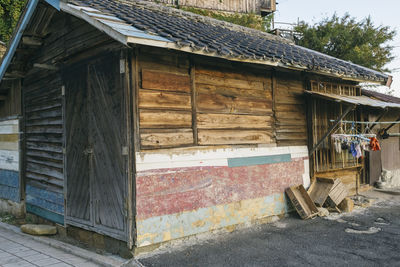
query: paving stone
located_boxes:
[32,257,61,266]
[3,261,35,267]
[24,253,50,262]
[0,256,22,265]
[47,263,73,267]
[14,250,42,257]
[21,224,57,236]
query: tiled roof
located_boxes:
[68,0,387,83]
[362,89,400,104]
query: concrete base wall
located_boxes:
[135,145,309,247]
[0,198,25,218]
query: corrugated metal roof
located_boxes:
[362,89,400,104]
[305,91,400,109]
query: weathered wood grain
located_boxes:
[140,110,192,128]
[141,129,194,148]
[196,83,271,99]
[274,71,307,146]
[142,70,190,93]
[139,90,191,110]
[197,113,272,129]
[195,67,270,83]
[196,73,264,90]
[197,93,272,115]
[198,129,272,145]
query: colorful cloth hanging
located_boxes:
[369,137,381,151]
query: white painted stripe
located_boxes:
[0,119,18,126]
[0,120,19,134]
[0,150,19,171]
[0,126,18,134]
[136,145,308,172]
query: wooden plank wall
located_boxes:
[138,48,193,149]
[21,10,117,224]
[137,48,276,149]
[0,119,20,203]
[23,72,64,221]
[0,80,21,118]
[274,72,307,146]
[149,0,274,13]
[195,65,273,145]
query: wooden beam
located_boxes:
[22,36,43,46]
[309,104,355,156]
[369,108,388,131]
[33,63,59,71]
[4,71,25,78]
[384,114,400,132]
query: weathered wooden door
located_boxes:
[65,53,127,241]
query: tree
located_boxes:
[294,13,396,72]
[0,0,27,43]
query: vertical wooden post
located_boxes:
[123,48,134,249]
[190,57,198,145]
[271,69,277,143]
[18,79,26,203]
[128,46,140,248]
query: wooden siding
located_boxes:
[0,119,20,202]
[21,9,117,223]
[0,80,21,118]
[136,48,276,149]
[150,0,275,14]
[23,71,64,224]
[195,66,273,146]
[138,48,193,149]
[274,72,307,146]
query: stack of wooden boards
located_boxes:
[286,177,349,219]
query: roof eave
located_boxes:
[126,36,387,84]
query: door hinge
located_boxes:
[61,85,65,96]
[122,146,129,156]
[120,59,126,74]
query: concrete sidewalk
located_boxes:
[0,222,135,267]
[138,190,400,267]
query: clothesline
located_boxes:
[330,120,400,124]
[331,133,376,138]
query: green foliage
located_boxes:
[0,0,27,43]
[294,13,396,72]
[181,6,272,32]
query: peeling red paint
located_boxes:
[136,158,306,220]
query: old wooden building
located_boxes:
[0,0,393,251]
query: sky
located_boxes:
[273,0,400,95]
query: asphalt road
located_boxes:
[139,191,400,267]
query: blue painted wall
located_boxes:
[0,169,20,203]
[26,185,64,224]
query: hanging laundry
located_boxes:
[350,142,357,157]
[370,137,381,151]
[334,139,342,153]
[355,144,362,158]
